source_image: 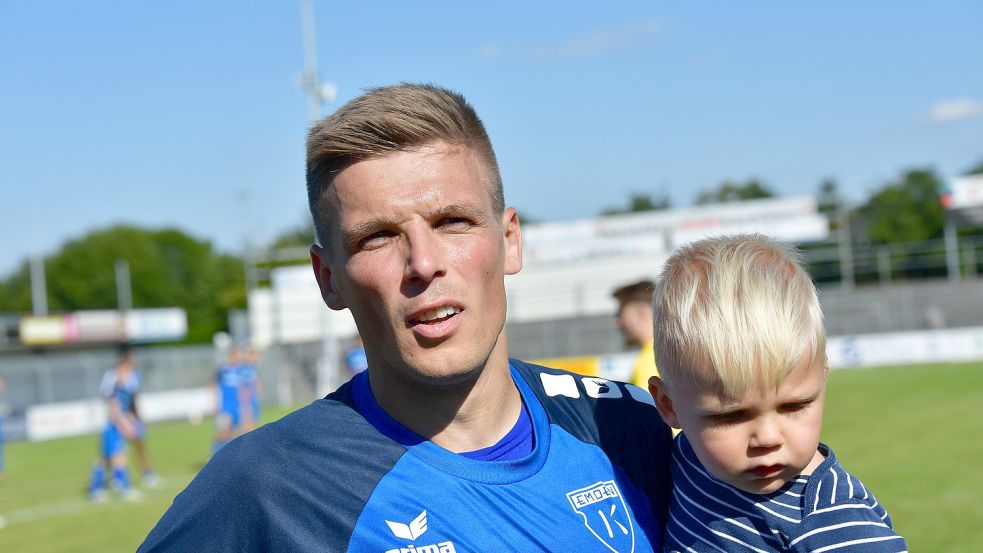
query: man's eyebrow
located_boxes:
[428,203,488,221]
[342,217,398,237]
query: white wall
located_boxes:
[25,387,215,442]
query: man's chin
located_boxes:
[394,347,484,383]
[399,362,485,390]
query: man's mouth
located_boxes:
[411,306,461,325]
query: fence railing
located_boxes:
[803,236,982,288]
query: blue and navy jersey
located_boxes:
[139,360,674,552]
[239,363,259,399]
[664,434,907,552]
[239,363,257,388]
[216,363,242,413]
[100,369,141,415]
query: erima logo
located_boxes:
[384,510,457,553]
[384,545,456,553]
[386,510,428,540]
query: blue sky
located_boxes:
[2,1,981,276]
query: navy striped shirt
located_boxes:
[665,434,907,552]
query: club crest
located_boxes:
[566,480,635,553]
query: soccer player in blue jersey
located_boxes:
[140,83,674,552]
[239,347,263,431]
[648,234,907,552]
[87,346,143,501]
[114,348,161,488]
[212,347,244,451]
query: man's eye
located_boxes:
[440,217,472,229]
[359,231,394,249]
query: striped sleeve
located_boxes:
[792,464,907,552]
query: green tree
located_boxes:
[270,219,317,250]
[857,168,945,245]
[0,263,32,312]
[516,210,541,225]
[0,225,245,343]
[695,179,775,205]
[601,192,671,216]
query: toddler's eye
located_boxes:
[780,402,812,417]
[708,410,747,424]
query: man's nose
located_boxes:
[403,228,447,283]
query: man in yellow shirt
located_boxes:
[612,280,658,388]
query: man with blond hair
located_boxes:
[648,234,906,552]
[140,83,672,552]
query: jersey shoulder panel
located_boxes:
[511,358,668,445]
[511,358,674,523]
[139,381,407,553]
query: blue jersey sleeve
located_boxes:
[138,383,407,552]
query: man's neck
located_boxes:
[369,353,522,454]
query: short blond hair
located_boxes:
[306,83,504,250]
[653,234,825,397]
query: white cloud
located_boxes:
[480,18,662,61]
[927,98,982,123]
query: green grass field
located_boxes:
[1,361,981,552]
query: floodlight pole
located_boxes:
[30,255,48,316]
[836,200,855,290]
[299,0,341,399]
[944,212,960,281]
[299,0,336,122]
[115,259,132,312]
[115,258,132,343]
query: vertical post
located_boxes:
[574,282,585,316]
[115,259,132,311]
[238,188,258,304]
[944,213,960,281]
[299,0,336,121]
[300,0,341,399]
[964,241,978,278]
[116,258,132,343]
[243,246,258,294]
[877,248,892,285]
[837,202,854,290]
[30,255,48,316]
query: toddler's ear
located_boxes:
[649,376,681,429]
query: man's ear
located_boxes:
[502,207,522,275]
[649,376,682,429]
[310,244,347,311]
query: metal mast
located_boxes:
[298,0,336,121]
